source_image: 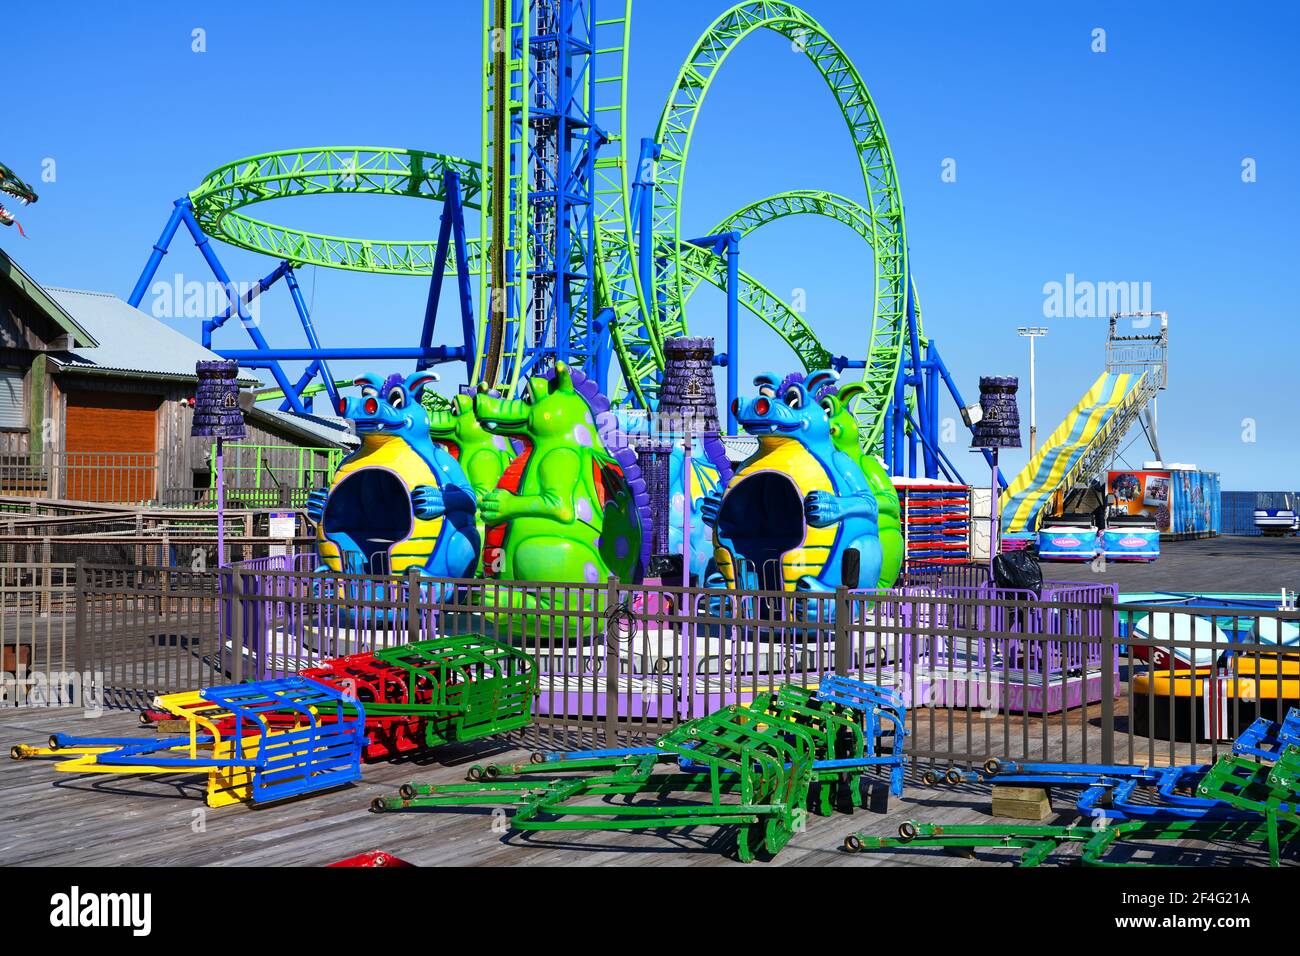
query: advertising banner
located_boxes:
[1108,469,1220,536]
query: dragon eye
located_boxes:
[758,386,776,399]
[820,397,836,415]
[387,388,405,409]
[784,388,803,409]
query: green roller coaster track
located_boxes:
[184,3,915,452]
[633,1,911,447]
[188,148,482,275]
[685,189,924,369]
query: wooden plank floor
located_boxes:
[1,707,1290,867]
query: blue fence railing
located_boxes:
[1221,490,1298,536]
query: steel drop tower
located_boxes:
[478,0,600,392]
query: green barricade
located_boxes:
[363,635,536,747]
[374,702,816,863]
[1194,744,1300,867]
[845,822,1092,867]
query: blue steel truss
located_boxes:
[126,174,476,412]
[522,0,600,378]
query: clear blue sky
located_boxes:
[8,1,1297,489]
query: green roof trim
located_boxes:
[0,245,99,348]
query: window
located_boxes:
[0,369,25,429]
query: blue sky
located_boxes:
[7,1,1297,488]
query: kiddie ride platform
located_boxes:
[372,674,908,863]
[847,707,1300,866]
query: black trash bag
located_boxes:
[992,548,1043,597]
[647,553,686,587]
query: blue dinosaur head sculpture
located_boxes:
[339,370,440,438]
[731,371,833,444]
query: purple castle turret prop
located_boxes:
[971,375,1020,569]
[659,337,734,483]
[634,337,733,580]
[192,360,247,440]
[971,375,1021,450]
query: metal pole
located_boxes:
[990,448,999,572]
[682,431,693,586]
[1028,333,1037,458]
[1100,592,1116,765]
[1017,327,1047,460]
[725,233,740,435]
[127,199,188,308]
[216,437,225,568]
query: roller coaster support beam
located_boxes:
[591,308,613,393]
[519,0,601,377]
[419,171,477,383]
[905,285,936,479]
[127,199,188,310]
[890,364,905,476]
[198,258,338,413]
[925,342,1006,491]
[281,266,338,412]
[901,401,962,485]
[686,230,741,433]
[130,199,308,413]
[633,137,661,334]
[217,347,467,364]
[202,260,290,346]
[926,341,940,477]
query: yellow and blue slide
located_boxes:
[1000,372,1147,533]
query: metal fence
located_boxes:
[44,563,1298,768]
[0,451,160,503]
[1220,490,1299,536]
[0,563,76,708]
[1,445,338,509]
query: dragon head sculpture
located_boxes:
[0,162,38,233]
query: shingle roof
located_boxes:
[43,287,261,385]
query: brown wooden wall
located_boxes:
[0,354,343,503]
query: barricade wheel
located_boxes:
[139,713,151,726]
[9,746,24,760]
[983,758,1001,776]
[898,821,919,842]
[399,784,417,800]
[844,834,864,852]
[370,798,387,813]
[466,766,483,781]
[921,770,939,787]
[484,765,500,780]
[47,736,60,751]
[945,769,964,785]
[531,752,545,764]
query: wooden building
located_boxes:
[0,246,353,505]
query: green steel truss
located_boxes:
[589,4,655,394]
[188,147,482,275]
[677,240,833,373]
[634,2,910,446]
[441,232,834,383]
[184,4,915,447]
[477,0,531,389]
[685,189,924,415]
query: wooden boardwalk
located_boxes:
[0,707,1289,868]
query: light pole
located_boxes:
[1017,327,1048,458]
